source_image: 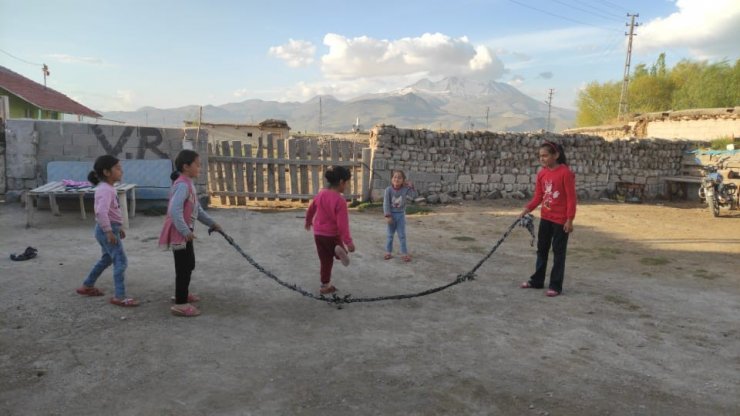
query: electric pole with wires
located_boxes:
[618,13,639,122]
[545,88,554,132]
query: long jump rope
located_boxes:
[208,214,535,307]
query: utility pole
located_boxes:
[318,96,323,134]
[42,64,49,87]
[485,106,490,130]
[618,13,639,122]
[545,88,554,132]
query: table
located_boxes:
[26,182,137,228]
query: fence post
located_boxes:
[256,136,264,200]
[232,140,246,205]
[362,147,372,202]
[221,141,236,205]
[214,141,226,205]
[244,143,254,201]
[277,139,286,200]
[266,134,276,197]
[288,139,298,199]
[310,139,320,195]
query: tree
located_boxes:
[575,81,621,126]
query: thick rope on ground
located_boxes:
[209,214,535,305]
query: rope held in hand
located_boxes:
[209,214,535,305]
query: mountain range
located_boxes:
[102,77,576,133]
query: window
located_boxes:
[247,133,253,137]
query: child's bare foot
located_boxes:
[384,253,393,260]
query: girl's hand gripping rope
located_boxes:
[518,214,536,246]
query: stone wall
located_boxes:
[4,120,208,197]
[369,125,692,202]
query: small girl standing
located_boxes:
[519,141,577,297]
[76,155,139,307]
[383,170,417,262]
[305,166,355,295]
[159,150,221,317]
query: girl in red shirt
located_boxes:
[519,141,577,297]
[305,166,356,295]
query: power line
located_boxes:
[506,0,612,30]
[569,0,625,19]
[0,48,43,66]
[549,0,623,22]
[598,0,626,13]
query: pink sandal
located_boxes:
[170,304,201,317]
[319,285,337,295]
[546,289,561,297]
[109,297,140,307]
[76,286,104,296]
[384,253,393,260]
[170,293,200,303]
[401,255,412,262]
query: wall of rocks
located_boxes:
[368,125,692,202]
[3,120,208,198]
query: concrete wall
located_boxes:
[369,125,692,202]
[4,119,208,198]
[562,107,739,141]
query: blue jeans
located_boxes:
[83,223,128,299]
[385,212,408,254]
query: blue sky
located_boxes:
[1,0,738,112]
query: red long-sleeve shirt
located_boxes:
[305,189,353,245]
[525,164,577,225]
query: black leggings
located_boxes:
[528,219,569,293]
[173,241,195,304]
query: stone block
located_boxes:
[471,174,487,183]
[502,174,516,184]
[489,173,502,183]
[516,174,530,184]
[457,175,472,184]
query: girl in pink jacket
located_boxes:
[305,166,355,295]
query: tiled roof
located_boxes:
[0,65,101,118]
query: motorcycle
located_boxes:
[698,162,738,217]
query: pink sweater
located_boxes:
[305,189,353,245]
[94,182,122,232]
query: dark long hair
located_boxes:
[87,155,119,185]
[541,141,567,165]
[325,165,351,187]
[171,149,199,181]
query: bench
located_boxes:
[26,159,173,227]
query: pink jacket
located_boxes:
[159,175,196,249]
[305,189,353,245]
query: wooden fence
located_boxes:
[207,136,372,205]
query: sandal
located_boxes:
[170,304,201,317]
[335,246,350,267]
[76,286,104,296]
[110,297,140,307]
[401,255,412,262]
[170,293,200,303]
[10,246,38,261]
[520,281,543,289]
[383,253,393,260]
[546,289,561,297]
[319,285,337,295]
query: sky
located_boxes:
[0,0,738,113]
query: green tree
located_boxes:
[575,81,621,126]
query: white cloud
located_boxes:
[268,39,316,67]
[636,0,740,58]
[233,88,250,98]
[320,32,505,80]
[277,73,432,102]
[47,53,104,65]
[508,75,525,86]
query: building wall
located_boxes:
[4,120,207,196]
[0,88,61,120]
[646,118,740,141]
[369,126,692,201]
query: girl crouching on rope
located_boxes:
[159,150,222,317]
[519,141,577,297]
[305,166,355,295]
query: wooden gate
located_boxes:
[207,136,371,205]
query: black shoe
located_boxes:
[10,246,38,261]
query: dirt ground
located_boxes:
[0,197,738,416]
